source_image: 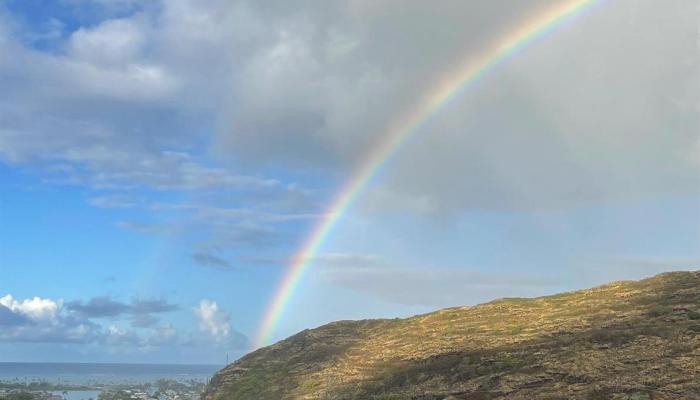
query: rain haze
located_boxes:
[0,0,698,364]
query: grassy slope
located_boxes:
[203,271,700,400]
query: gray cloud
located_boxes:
[129,299,179,314]
[88,195,138,208]
[578,255,700,284]
[66,296,179,319]
[0,304,31,327]
[0,1,696,219]
[326,268,560,306]
[115,220,178,235]
[215,0,698,214]
[314,252,700,307]
[0,293,247,358]
[0,1,695,359]
[191,252,231,270]
[67,297,129,318]
[116,212,287,249]
[0,3,277,195]
[129,313,160,328]
[310,252,561,306]
[0,294,101,343]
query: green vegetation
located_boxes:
[202,271,700,400]
[647,304,673,317]
[0,393,37,400]
[509,324,525,335]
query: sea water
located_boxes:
[0,362,220,385]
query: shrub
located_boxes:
[668,342,693,356]
[510,325,525,335]
[647,305,673,317]
[586,387,614,400]
[589,328,635,346]
[627,393,652,400]
[1,394,35,400]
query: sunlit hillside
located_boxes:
[203,271,700,399]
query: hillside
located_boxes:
[202,271,700,399]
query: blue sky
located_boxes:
[0,0,698,364]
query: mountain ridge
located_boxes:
[203,270,700,399]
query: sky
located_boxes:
[0,0,698,364]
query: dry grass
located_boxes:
[203,271,700,400]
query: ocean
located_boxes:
[0,362,221,385]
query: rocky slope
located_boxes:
[203,271,700,399]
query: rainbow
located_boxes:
[253,0,601,349]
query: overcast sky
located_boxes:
[0,0,698,364]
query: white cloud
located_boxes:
[107,324,128,338]
[69,18,146,66]
[0,294,98,343]
[0,0,695,360]
[193,299,230,340]
[0,1,695,215]
[0,294,61,323]
[0,293,248,360]
[0,294,175,347]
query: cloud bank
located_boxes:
[0,293,248,358]
[0,0,695,216]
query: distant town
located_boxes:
[0,379,206,400]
